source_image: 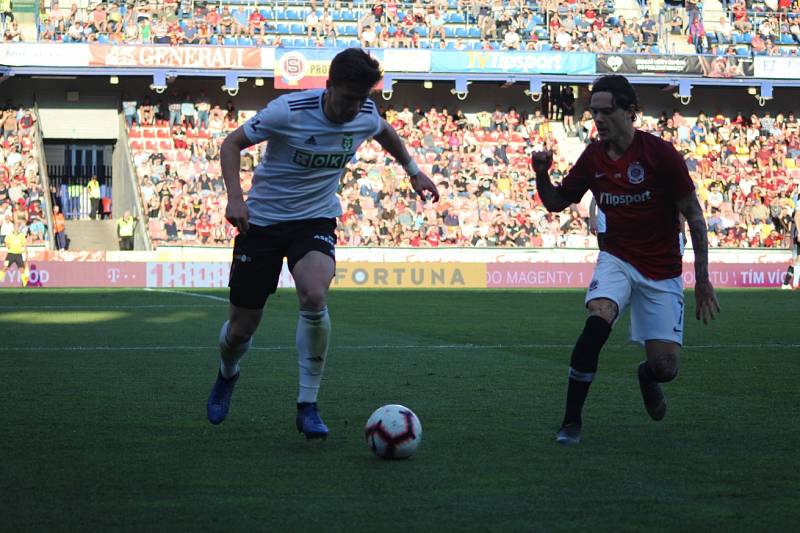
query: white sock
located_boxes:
[296,307,330,404]
[218,320,252,379]
[794,263,800,287]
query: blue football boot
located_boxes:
[206,371,239,425]
[296,402,329,439]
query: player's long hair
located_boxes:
[329,48,383,92]
[591,75,640,121]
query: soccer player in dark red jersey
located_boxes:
[532,75,720,445]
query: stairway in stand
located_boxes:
[62,220,120,251]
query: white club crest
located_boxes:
[627,162,645,184]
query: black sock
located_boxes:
[563,315,612,426]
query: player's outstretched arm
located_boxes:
[531,150,571,212]
[677,191,721,324]
[220,127,255,236]
[374,120,440,203]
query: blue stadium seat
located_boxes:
[455,27,467,38]
[533,14,544,25]
[736,46,750,56]
[277,23,289,34]
[341,25,357,36]
[290,23,304,34]
[341,11,357,21]
[238,36,253,46]
[468,27,480,38]
[224,37,237,46]
[349,39,360,47]
[741,32,752,44]
[539,42,552,51]
[332,10,342,21]
[260,9,272,19]
[418,26,428,37]
[448,12,465,24]
[445,26,456,37]
[97,34,109,44]
[210,35,218,44]
[780,33,794,44]
[285,9,301,20]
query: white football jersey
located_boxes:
[243,88,383,226]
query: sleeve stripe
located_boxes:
[288,96,318,105]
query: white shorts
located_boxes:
[585,252,684,346]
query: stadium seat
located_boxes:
[455,27,467,38]
[290,23,304,34]
[223,37,237,46]
[468,27,480,38]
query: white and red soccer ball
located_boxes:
[364,404,422,459]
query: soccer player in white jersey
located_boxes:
[206,48,439,438]
[532,75,720,445]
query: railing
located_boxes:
[33,101,55,250]
[46,164,113,221]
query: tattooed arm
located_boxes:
[676,191,720,324]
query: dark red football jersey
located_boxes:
[558,130,695,280]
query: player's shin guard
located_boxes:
[296,307,331,404]
[219,320,252,379]
[562,315,612,426]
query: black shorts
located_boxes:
[4,253,24,269]
[228,218,337,309]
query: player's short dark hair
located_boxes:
[591,74,640,114]
[329,48,383,92]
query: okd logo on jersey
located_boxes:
[293,149,355,169]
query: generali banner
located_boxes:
[88,44,263,69]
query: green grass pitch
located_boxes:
[1,288,798,531]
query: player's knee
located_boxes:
[586,298,617,325]
[650,354,679,383]
[297,288,327,311]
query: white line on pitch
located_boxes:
[1,343,798,352]
[144,288,229,302]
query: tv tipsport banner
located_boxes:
[274,48,385,89]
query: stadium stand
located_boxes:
[121,93,798,249]
[0,106,47,246]
[33,0,800,57]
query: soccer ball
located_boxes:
[364,404,422,459]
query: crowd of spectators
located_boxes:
[0,105,47,248]
[124,90,798,250]
[26,0,800,56]
[639,106,800,248]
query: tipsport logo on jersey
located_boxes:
[293,149,355,169]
